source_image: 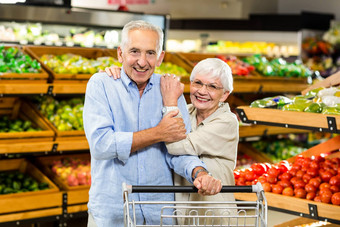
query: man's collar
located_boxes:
[120,67,155,93]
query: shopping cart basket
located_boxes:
[123,182,267,227]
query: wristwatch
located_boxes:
[161,106,179,115]
[193,168,212,180]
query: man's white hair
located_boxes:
[120,20,164,57]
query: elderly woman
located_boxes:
[103,58,239,224]
[161,58,238,225]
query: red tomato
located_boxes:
[296,170,305,179]
[294,180,306,189]
[331,157,339,165]
[330,185,339,193]
[331,192,340,205]
[245,170,256,181]
[278,180,291,188]
[302,173,312,183]
[234,171,240,179]
[245,181,253,186]
[277,160,290,174]
[321,171,333,183]
[309,161,319,169]
[305,183,316,193]
[289,168,298,176]
[314,155,325,163]
[280,172,292,181]
[267,166,280,177]
[320,189,332,204]
[309,178,321,188]
[282,187,294,196]
[251,163,267,176]
[257,175,267,184]
[329,175,340,187]
[290,176,300,185]
[264,163,272,170]
[306,192,316,200]
[262,182,271,192]
[295,188,307,199]
[306,168,319,178]
[267,175,277,184]
[272,184,284,194]
[319,182,331,191]
[314,195,322,202]
[236,177,246,186]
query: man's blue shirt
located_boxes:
[83,70,206,226]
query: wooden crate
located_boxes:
[0,45,49,82]
[0,97,54,143]
[235,136,340,222]
[24,46,113,81]
[35,153,90,205]
[28,98,85,138]
[0,159,62,215]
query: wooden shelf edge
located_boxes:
[234,192,340,222]
[239,124,308,138]
[0,207,62,223]
[236,106,340,133]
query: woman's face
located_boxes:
[190,73,229,115]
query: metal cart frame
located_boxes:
[123,182,267,227]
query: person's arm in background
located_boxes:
[83,74,187,164]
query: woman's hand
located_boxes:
[99,66,121,79]
[193,171,222,196]
[160,74,184,106]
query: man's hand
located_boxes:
[193,168,222,196]
[157,110,186,142]
[99,66,121,79]
[160,74,184,106]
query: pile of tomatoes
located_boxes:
[234,156,340,205]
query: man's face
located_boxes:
[117,29,164,87]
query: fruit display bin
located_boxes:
[234,136,340,223]
[35,153,91,213]
[0,45,49,82]
[235,106,340,134]
[177,52,309,93]
[24,45,113,81]
[0,158,62,223]
[0,97,55,154]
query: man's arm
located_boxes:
[131,110,186,152]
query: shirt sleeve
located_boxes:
[166,112,239,161]
[83,76,132,163]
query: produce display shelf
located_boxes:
[0,82,50,95]
[0,45,49,81]
[239,124,308,138]
[234,191,340,224]
[35,153,90,205]
[236,106,340,133]
[0,159,63,223]
[24,46,112,81]
[236,135,340,224]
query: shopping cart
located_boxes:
[122,182,267,227]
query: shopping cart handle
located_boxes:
[123,182,263,193]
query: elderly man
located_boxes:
[83,20,222,226]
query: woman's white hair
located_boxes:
[120,20,164,57]
[190,58,233,93]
